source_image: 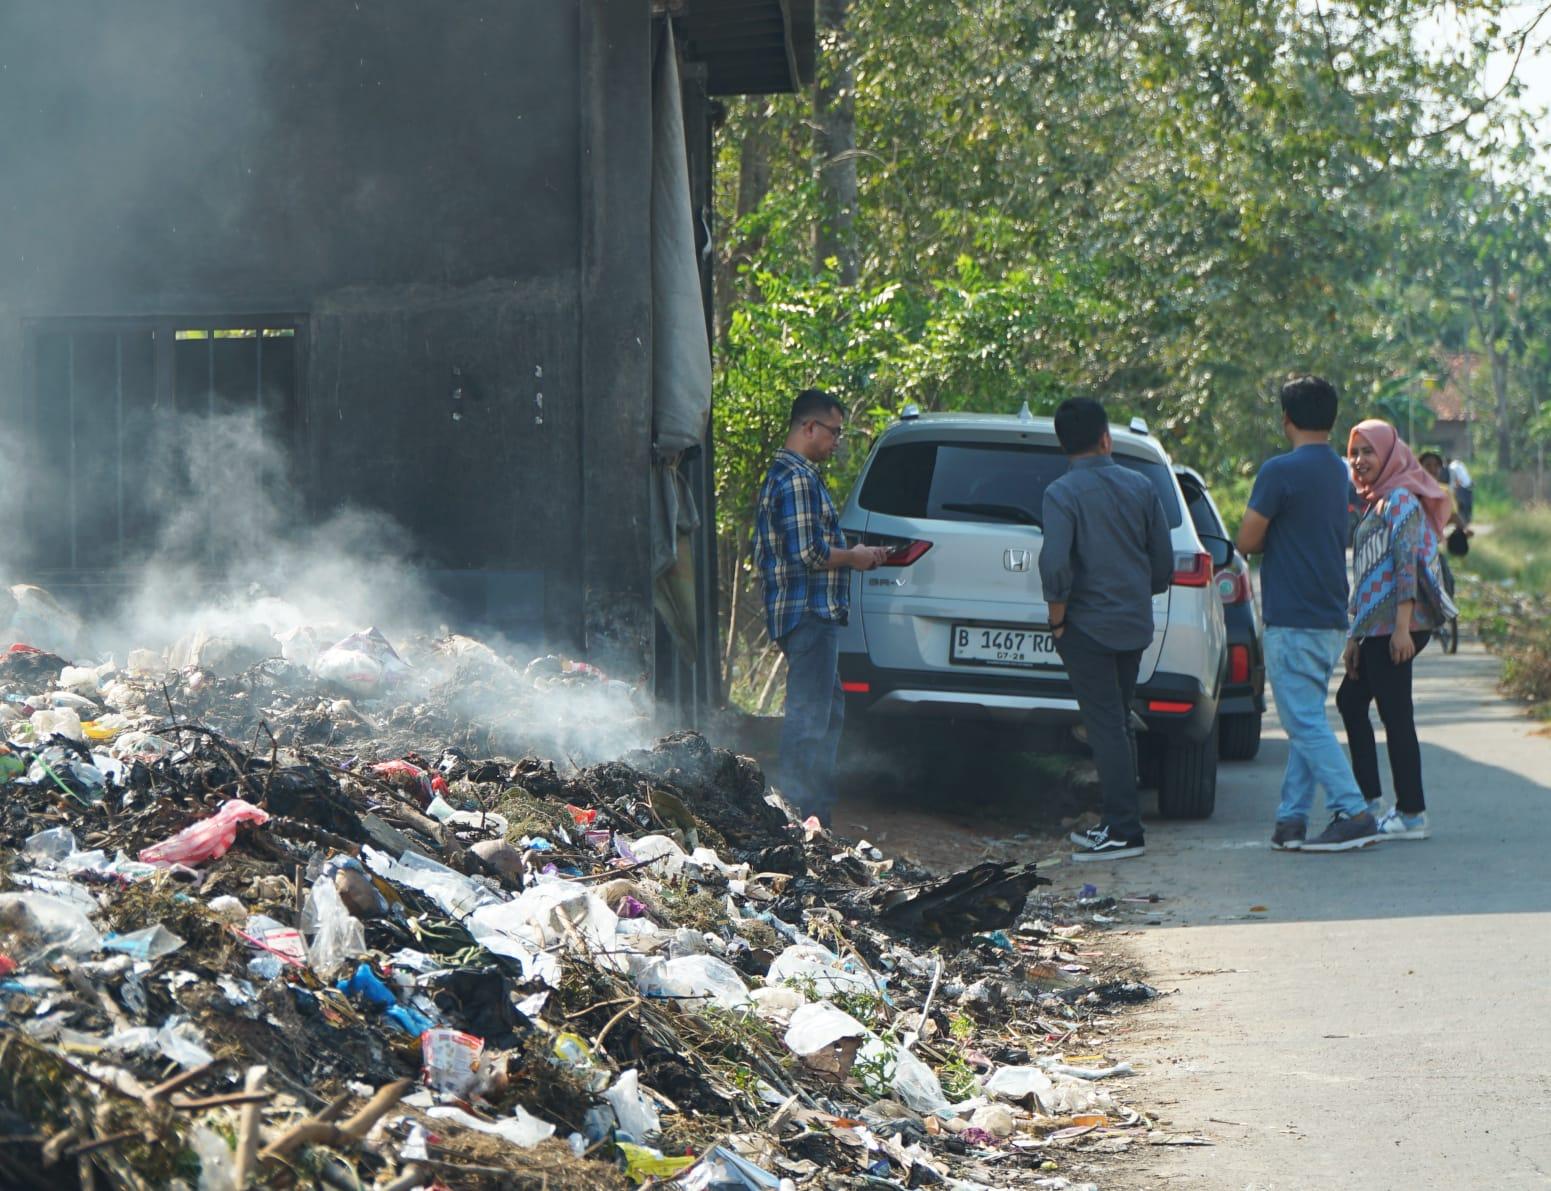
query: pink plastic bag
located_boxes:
[139,799,270,866]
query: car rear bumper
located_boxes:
[839,655,1219,740]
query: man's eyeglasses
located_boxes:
[808,419,845,441]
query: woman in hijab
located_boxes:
[1339,419,1452,842]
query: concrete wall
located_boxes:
[0,0,656,670]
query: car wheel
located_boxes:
[1218,712,1262,762]
[1157,722,1218,819]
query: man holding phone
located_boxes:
[753,389,889,827]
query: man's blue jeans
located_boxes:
[1263,626,1366,823]
[776,613,845,824]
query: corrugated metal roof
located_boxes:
[675,0,815,96]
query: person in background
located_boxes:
[752,389,889,828]
[1040,398,1174,862]
[1339,419,1452,842]
[1447,455,1474,526]
[1237,375,1378,853]
[1418,452,1466,533]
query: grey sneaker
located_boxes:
[1302,811,1380,852]
[1271,819,1306,851]
[1376,809,1430,840]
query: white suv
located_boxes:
[836,406,1229,818]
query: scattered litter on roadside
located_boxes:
[0,603,1168,1187]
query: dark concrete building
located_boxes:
[0,1,814,718]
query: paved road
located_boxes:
[1099,642,1551,1188]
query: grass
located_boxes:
[1458,505,1551,592]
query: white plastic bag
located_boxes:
[635,954,750,1010]
[303,874,366,978]
[984,1065,1056,1106]
[766,944,880,997]
[602,1069,661,1141]
[783,1001,866,1057]
[0,891,101,958]
[426,1104,554,1149]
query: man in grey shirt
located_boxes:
[1040,398,1173,861]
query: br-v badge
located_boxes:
[1004,548,1031,573]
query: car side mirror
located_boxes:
[1200,534,1233,569]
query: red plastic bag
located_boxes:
[566,804,598,827]
[139,799,271,866]
[6,644,43,656]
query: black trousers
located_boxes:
[1336,632,1430,815]
[1057,626,1144,839]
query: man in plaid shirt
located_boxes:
[753,390,887,826]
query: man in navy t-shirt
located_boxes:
[1237,376,1378,853]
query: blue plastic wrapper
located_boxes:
[338,962,397,1011]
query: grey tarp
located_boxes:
[650,22,712,660]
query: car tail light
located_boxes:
[1171,551,1213,587]
[841,681,871,694]
[1147,699,1194,714]
[1229,644,1251,685]
[1215,567,1253,605]
[880,539,933,566]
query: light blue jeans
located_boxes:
[1263,626,1366,823]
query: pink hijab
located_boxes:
[1348,419,1450,535]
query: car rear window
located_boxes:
[858,439,1183,527]
[1179,479,1226,538]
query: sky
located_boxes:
[1421,2,1551,137]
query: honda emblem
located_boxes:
[1004,548,1031,573]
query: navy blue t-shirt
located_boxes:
[1247,444,1350,629]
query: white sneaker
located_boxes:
[1366,799,1384,821]
[1375,809,1430,841]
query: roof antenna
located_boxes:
[1018,400,1034,422]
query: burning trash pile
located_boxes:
[0,614,1164,1190]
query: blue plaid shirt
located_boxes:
[753,449,849,642]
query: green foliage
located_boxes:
[852,1044,899,1101]
[710,0,1551,690]
[1460,506,1551,592]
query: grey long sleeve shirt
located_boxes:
[1038,454,1174,651]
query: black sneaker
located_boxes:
[1301,811,1379,853]
[1071,825,1145,863]
[1271,819,1306,851]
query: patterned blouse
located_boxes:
[1349,489,1441,640]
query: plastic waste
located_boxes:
[386,850,501,919]
[863,1039,951,1116]
[629,833,690,876]
[617,1142,698,1181]
[784,1001,867,1057]
[602,1068,661,1141]
[59,661,113,696]
[984,1065,1056,1106]
[421,1028,485,1097]
[0,891,102,958]
[139,799,270,866]
[239,915,308,967]
[466,879,618,963]
[338,961,434,1034]
[425,1104,554,1149]
[750,985,805,1026]
[154,1016,215,1069]
[30,707,84,742]
[635,954,751,1010]
[302,873,366,977]
[248,953,285,981]
[24,826,78,862]
[676,1145,785,1190]
[0,749,22,784]
[314,627,410,697]
[38,690,101,715]
[969,1103,1016,1140]
[26,747,105,799]
[767,943,881,997]
[103,924,185,961]
[189,1123,238,1191]
[110,731,177,762]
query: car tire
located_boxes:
[1218,712,1262,762]
[1157,723,1218,819]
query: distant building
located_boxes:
[1424,353,1477,461]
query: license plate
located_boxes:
[950,624,1061,669]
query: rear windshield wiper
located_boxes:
[939,502,1042,528]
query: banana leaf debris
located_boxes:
[0,619,1168,1190]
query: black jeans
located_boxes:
[1336,632,1430,815]
[1057,626,1144,840]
